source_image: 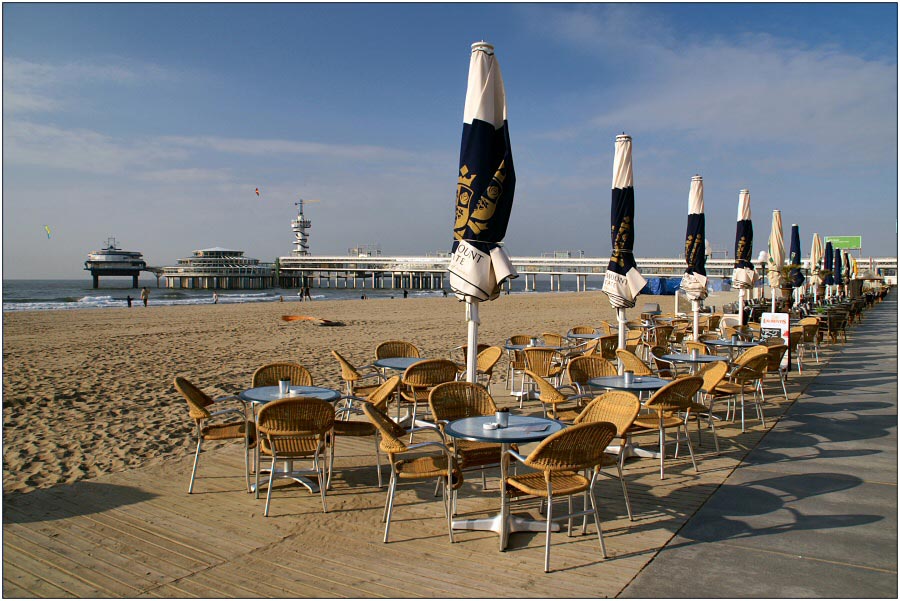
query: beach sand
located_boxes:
[2,289,739,496]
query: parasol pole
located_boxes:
[617,307,627,374]
[674,289,680,315]
[738,288,744,325]
[692,300,701,341]
[465,299,479,383]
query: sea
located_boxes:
[1,277,605,313]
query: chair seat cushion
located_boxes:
[506,471,589,497]
[333,420,376,437]
[202,421,256,443]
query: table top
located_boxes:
[444,415,565,444]
[661,353,729,364]
[566,332,601,340]
[239,385,341,404]
[703,339,760,348]
[373,357,423,371]
[504,343,568,352]
[588,375,669,391]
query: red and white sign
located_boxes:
[760,312,791,370]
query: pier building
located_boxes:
[161,248,274,290]
[84,238,147,289]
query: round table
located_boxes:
[660,353,729,375]
[503,343,569,352]
[566,332,601,341]
[373,357,423,371]
[587,375,669,393]
[445,415,566,551]
[702,339,759,360]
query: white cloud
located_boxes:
[161,135,419,162]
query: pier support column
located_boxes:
[93,274,99,289]
[132,274,139,288]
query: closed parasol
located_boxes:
[448,41,517,382]
[732,189,756,323]
[680,175,708,339]
[766,210,785,311]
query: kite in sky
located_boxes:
[44,225,51,239]
[255,188,260,197]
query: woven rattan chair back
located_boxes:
[428,381,497,423]
[509,334,532,346]
[695,361,728,393]
[476,346,503,375]
[798,316,818,326]
[252,362,313,388]
[722,326,741,339]
[567,356,617,387]
[684,341,709,355]
[574,392,640,436]
[375,340,421,360]
[598,335,618,361]
[764,345,788,372]
[733,355,768,384]
[331,350,363,383]
[732,344,768,366]
[174,376,214,421]
[362,402,410,456]
[256,397,334,456]
[652,325,674,347]
[707,314,722,332]
[762,336,785,346]
[801,323,818,344]
[598,321,614,335]
[788,327,803,353]
[402,359,459,389]
[522,421,617,472]
[569,325,597,335]
[523,348,562,378]
[524,370,568,406]
[649,346,676,378]
[541,332,567,347]
[615,349,653,376]
[581,339,600,357]
[645,376,703,414]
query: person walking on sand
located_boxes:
[304,286,312,301]
[403,289,408,299]
[140,287,149,307]
[126,295,133,308]
[213,291,218,304]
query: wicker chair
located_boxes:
[255,397,334,516]
[459,345,503,387]
[568,325,597,336]
[567,356,617,397]
[574,392,641,520]
[174,376,256,494]
[650,325,674,348]
[505,334,533,392]
[648,346,677,379]
[683,341,710,355]
[798,317,820,363]
[598,335,619,362]
[362,403,461,543]
[331,350,383,397]
[503,421,617,572]
[252,362,313,387]
[732,344,768,366]
[761,344,789,402]
[615,348,653,376]
[428,381,512,489]
[686,361,727,452]
[329,376,401,489]
[711,355,768,432]
[762,336,785,347]
[581,339,600,357]
[400,359,459,433]
[525,369,584,421]
[787,327,805,374]
[450,343,491,369]
[631,376,704,479]
[707,314,723,332]
[541,332,568,347]
[375,340,421,360]
[598,321,615,335]
[524,347,564,382]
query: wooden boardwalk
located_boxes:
[4,349,836,598]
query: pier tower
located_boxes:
[291,199,319,256]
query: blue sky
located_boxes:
[4,3,897,278]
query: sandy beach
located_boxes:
[2,290,739,496]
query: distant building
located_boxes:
[161,247,274,289]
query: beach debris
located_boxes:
[44,225,51,239]
[281,315,344,327]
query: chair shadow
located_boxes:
[3,481,158,524]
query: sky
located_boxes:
[3,2,898,279]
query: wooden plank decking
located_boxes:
[4,348,836,598]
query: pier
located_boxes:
[276,255,898,291]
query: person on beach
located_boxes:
[297,290,304,302]
[126,295,133,308]
[304,286,312,300]
[140,287,149,307]
[403,289,408,298]
[213,292,218,304]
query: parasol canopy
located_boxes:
[833,247,843,286]
[601,134,646,308]
[732,189,756,289]
[767,210,785,289]
[448,42,517,302]
[823,241,834,285]
[789,224,805,288]
[808,233,824,286]
[680,175,708,300]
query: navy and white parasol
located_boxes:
[732,189,756,289]
[601,134,646,309]
[823,241,834,286]
[789,224,804,288]
[680,175,708,301]
[448,42,517,303]
[833,246,843,287]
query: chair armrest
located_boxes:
[209,407,246,419]
[405,440,453,456]
[505,448,528,464]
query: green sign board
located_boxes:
[825,235,862,249]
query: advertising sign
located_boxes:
[824,235,862,250]
[760,312,791,370]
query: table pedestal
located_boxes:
[452,513,560,534]
[252,459,321,493]
[607,434,662,460]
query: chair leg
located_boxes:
[567,496,574,537]
[443,477,455,543]
[658,419,666,480]
[588,477,607,559]
[383,473,398,542]
[374,437,383,488]
[617,453,634,521]
[682,423,698,472]
[264,454,277,517]
[319,447,329,513]
[188,438,203,494]
[544,487,554,573]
